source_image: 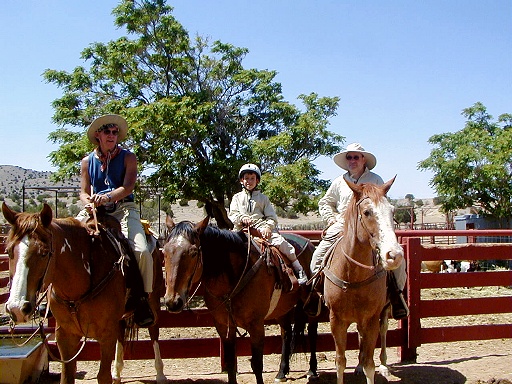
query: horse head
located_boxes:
[345,176,404,271]
[2,202,53,323]
[163,216,208,313]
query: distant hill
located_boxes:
[0,165,80,224]
[0,165,452,229]
[0,165,79,197]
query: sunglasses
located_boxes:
[101,128,120,136]
[346,155,362,161]
[98,123,120,136]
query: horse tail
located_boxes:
[121,317,139,350]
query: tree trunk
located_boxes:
[204,200,233,229]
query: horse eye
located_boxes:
[363,209,372,217]
[190,247,199,258]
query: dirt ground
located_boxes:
[39,338,512,384]
[35,286,512,384]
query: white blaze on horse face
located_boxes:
[168,234,194,300]
[375,198,404,270]
[5,236,32,322]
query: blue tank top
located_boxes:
[88,149,134,201]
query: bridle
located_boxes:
[343,196,382,270]
[323,195,386,290]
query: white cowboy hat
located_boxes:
[333,143,377,170]
[87,114,128,144]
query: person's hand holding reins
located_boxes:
[241,216,253,227]
[89,193,110,207]
[259,225,272,240]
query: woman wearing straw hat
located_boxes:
[77,114,154,327]
[305,143,409,319]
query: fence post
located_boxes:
[399,237,422,362]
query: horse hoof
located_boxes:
[306,370,319,380]
[274,375,287,382]
[378,365,390,377]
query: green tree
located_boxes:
[399,207,416,226]
[418,102,512,226]
[43,0,343,228]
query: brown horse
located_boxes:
[2,202,165,384]
[322,178,404,384]
[163,216,317,384]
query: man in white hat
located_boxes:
[306,143,409,319]
[76,114,155,327]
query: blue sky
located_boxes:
[1,1,510,199]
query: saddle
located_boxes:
[241,228,300,293]
[82,211,156,326]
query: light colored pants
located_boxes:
[77,202,153,293]
[310,221,406,290]
[270,232,297,261]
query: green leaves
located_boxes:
[43,0,343,227]
[419,102,512,225]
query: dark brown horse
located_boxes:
[322,178,404,384]
[2,203,165,384]
[163,216,317,384]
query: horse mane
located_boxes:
[169,221,246,279]
[6,213,87,255]
[201,225,247,279]
[345,182,386,229]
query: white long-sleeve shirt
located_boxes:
[228,189,278,231]
[318,168,384,227]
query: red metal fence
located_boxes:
[1,229,511,363]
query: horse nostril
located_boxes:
[21,301,33,316]
[165,297,184,313]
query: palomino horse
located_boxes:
[322,178,404,384]
[163,216,317,384]
[2,203,165,384]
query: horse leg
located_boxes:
[275,311,294,382]
[329,314,349,384]
[55,330,79,384]
[249,325,266,384]
[217,324,238,384]
[97,338,117,384]
[307,318,319,378]
[357,317,381,384]
[112,340,124,384]
[148,323,167,383]
[378,306,391,377]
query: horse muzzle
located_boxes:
[383,246,404,270]
[164,294,186,313]
[5,299,34,323]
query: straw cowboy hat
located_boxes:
[87,114,128,144]
[333,143,377,170]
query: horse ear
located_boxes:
[381,175,397,195]
[195,216,210,235]
[40,203,53,227]
[165,214,175,231]
[344,178,364,196]
[2,202,18,225]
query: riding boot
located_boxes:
[124,252,155,328]
[388,271,410,320]
[303,277,323,317]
